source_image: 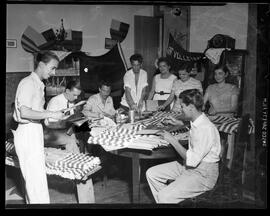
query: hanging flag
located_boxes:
[110,19,129,43]
[77,43,127,107]
[166,33,203,71]
[21,26,47,53]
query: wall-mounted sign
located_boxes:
[105,38,117,49]
[6,39,17,48]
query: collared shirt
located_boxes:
[186,113,221,167]
[83,93,116,116]
[120,68,148,107]
[172,77,203,111]
[44,93,74,125]
[13,72,45,124]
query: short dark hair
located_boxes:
[178,63,193,73]
[179,89,204,111]
[99,80,112,89]
[130,54,143,64]
[66,80,81,91]
[214,64,230,75]
[157,57,171,67]
[34,51,60,69]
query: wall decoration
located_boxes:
[105,38,117,49]
[6,39,17,48]
[110,19,130,43]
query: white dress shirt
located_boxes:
[13,72,45,124]
[120,68,148,108]
[45,93,74,125]
[186,113,221,167]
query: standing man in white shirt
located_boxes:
[82,80,116,119]
[13,51,65,204]
[146,89,221,203]
[44,80,82,153]
[120,54,148,112]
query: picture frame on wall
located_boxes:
[6,39,17,48]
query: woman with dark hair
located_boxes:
[159,63,203,112]
[147,57,177,103]
[203,64,239,117]
[13,51,64,203]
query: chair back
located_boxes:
[230,113,250,188]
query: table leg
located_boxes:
[132,152,140,203]
[76,177,95,203]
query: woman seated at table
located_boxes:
[147,57,177,109]
[158,63,203,112]
[203,64,239,168]
[203,64,239,117]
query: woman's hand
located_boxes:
[208,106,217,116]
[158,104,166,111]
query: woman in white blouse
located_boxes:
[147,57,177,103]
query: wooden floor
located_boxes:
[5,160,155,205]
[5,157,260,208]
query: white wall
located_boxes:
[6,4,153,72]
[189,3,248,52]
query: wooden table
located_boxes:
[109,146,181,203]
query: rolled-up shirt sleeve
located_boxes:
[186,126,214,167]
[124,73,132,89]
[16,81,35,110]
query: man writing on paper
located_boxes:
[44,80,82,153]
[82,80,116,120]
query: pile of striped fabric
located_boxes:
[88,111,188,151]
[208,115,255,135]
[5,140,101,180]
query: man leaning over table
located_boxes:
[119,53,148,113]
[146,89,221,203]
[44,80,82,153]
[82,80,116,120]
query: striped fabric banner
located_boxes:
[110,19,129,42]
[21,26,47,53]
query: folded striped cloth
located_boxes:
[208,115,255,135]
[5,141,101,180]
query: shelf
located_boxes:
[52,68,80,76]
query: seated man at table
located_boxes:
[119,53,148,112]
[82,80,116,120]
[44,80,82,153]
[146,89,221,203]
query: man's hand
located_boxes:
[156,130,176,144]
[50,111,65,120]
[131,103,138,111]
[163,115,184,126]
